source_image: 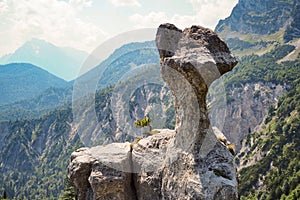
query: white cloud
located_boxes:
[129,11,201,30]
[0,0,9,14]
[110,0,141,7]
[189,0,238,26]
[129,12,168,28]
[0,0,238,56]
[129,0,237,30]
[0,0,106,56]
[68,0,92,10]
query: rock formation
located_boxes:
[68,23,238,199]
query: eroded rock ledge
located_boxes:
[68,24,238,200]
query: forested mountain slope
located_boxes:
[238,69,300,199]
[0,63,68,105]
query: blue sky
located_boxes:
[0,0,238,56]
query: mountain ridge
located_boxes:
[215,0,300,58]
[0,63,68,106]
[215,0,297,37]
[0,38,88,81]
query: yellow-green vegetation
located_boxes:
[218,25,287,57]
[233,45,277,57]
[219,26,284,44]
[134,116,152,131]
[130,137,141,149]
[223,45,297,90]
[227,144,236,156]
[217,136,235,155]
[149,129,160,135]
[217,136,227,145]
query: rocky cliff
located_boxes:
[210,82,286,151]
[215,0,300,57]
[68,24,238,200]
[215,0,297,36]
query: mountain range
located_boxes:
[0,0,299,199]
[0,38,88,81]
[0,63,68,106]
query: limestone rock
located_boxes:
[68,148,95,200]
[68,144,136,200]
[68,131,175,200]
[156,23,237,152]
[155,23,237,199]
[68,23,238,199]
[132,129,175,200]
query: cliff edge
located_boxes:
[68,23,238,200]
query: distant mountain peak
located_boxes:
[28,37,48,43]
[21,38,55,50]
[0,39,88,81]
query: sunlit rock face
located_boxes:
[68,23,238,200]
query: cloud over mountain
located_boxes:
[0,0,105,56]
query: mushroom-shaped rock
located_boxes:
[156,23,237,152]
[155,23,238,199]
[68,24,238,200]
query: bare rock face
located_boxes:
[68,23,238,199]
[155,24,238,199]
[69,143,136,200]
